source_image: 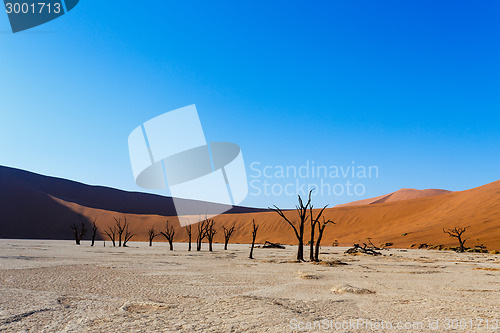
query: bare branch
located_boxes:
[160,220,175,251]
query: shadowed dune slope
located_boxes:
[0,165,267,239]
[0,171,97,240]
[0,165,267,218]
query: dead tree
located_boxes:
[249,219,258,259]
[161,220,175,250]
[196,219,208,251]
[123,223,135,247]
[270,190,313,261]
[114,217,126,247]
[222,223,236,250]
[309,203,328,261]
[71,221,86,245]
[111,217,133,247]
[314,217,335,262]
[147,226,159,246]
[91,219,98,247]
[443,226,470,252]
[205,219,217,252]
[104,225,117,247]
[186,225,192,251]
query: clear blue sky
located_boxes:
[1,0,499,208]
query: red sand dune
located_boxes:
[57,181,500,251]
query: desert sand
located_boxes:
[0,239,499,332]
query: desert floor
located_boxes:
[0,240,499,332]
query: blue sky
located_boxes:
[1,0,499,208]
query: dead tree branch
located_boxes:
[147,226,159,246]
[196,219,208,251]
[123,225,134,247]
[104,225,117,247]
[263,241,285,249]
[186,225,192,251]
[270,190,313,261]
[113,217,125,247]
[161,220,175,251]
[345,243,382,256]
[205,219,217,252]
[222,223,236,250]
[314,217,335,261]
[249,219,259,259]
[71,221,86,245]
[91,219,98,247]
[309,203,328,261]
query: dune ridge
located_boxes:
[336,188,451,207]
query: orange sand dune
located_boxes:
[336,188,451,207]
[58,180,500,251]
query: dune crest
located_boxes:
[336,188,451,207]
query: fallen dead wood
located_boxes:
[262,241,285,249]
[345,243,382,256]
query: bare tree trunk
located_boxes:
[443,226,470,253]
[161,220,175,251]
[104,225,116,247]
[114,217,127,247]
[148,226,159,247]
[309,204,329,261]
[297,240,303,261]
[205,219,216,252]
[91,219,98,247]
[186,225,192,251]
[71,221,86,245]
[314,218,334,262]
[72,223,80,245]
[223,223,236,250]
[309,225,315,261]
[249,219,258,259]
[196,220,207,251]
[123,224,135,247]
[314,236,321,262]
[271,190,318,262]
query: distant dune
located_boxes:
[336,188,451,207]
[0,165,267,240]
[1,165,499,251]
